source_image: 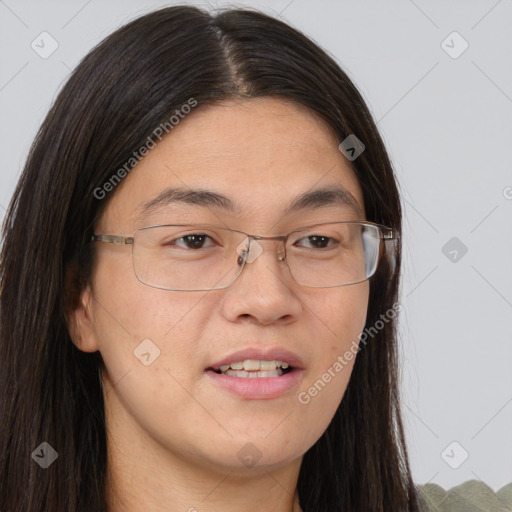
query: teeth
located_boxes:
[243,359,261,371]
[225,369,284,378]
[259,360,277,370]
[218,359,291,373]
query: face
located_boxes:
[72,97,369,475]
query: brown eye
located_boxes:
[173,234,214,249]
[296,235,337,249]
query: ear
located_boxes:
[65,262,99,353]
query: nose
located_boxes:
[220,238,303,326]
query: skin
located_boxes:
[68,97,369,512]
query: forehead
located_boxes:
[99,97,365,230]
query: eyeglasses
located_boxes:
[90,221,395,291]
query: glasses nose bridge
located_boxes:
[242,233,287,264]
[250,234,287,243]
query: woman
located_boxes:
[0,6,420,511]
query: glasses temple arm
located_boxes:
[90,234,134,245]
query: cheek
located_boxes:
[304,281,369,354]
[90,260,224,452]
[293,282,369,442]
[90,252,215,386]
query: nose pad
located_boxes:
[235,237,264,264]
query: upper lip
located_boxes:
[207,347,305,371]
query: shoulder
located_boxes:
[416,479,512,511]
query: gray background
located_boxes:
[1,0,511,491]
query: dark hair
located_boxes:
[0,5,420,511]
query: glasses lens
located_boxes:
[130,222,388,291]
[285,222,383,287]
[132,225,247,291]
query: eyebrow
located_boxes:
[283,185,362,216]
[136,184,362,220]
[138,188,239,218]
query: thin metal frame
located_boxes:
[90,221,396,291]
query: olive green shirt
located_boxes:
[417,480,512,511]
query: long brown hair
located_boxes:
[0,6,419,511]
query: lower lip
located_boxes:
[204,369,304,399]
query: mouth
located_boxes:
[207,359,295,378]
[204,348,304,399]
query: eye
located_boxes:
[171,234,216,249]
[295,235,339,249]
